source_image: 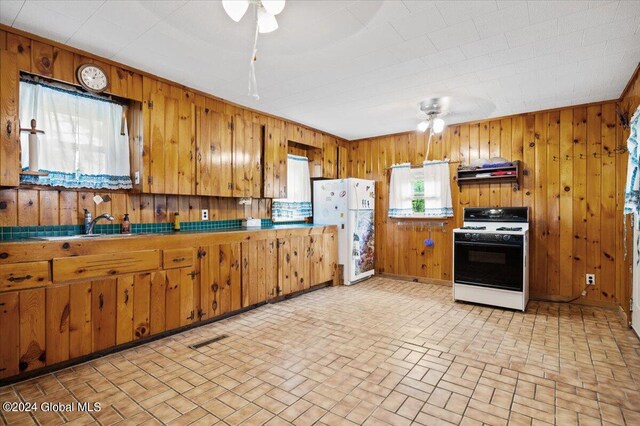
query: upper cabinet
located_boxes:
[0,29,344,196]
[195,109,263,198]
[286,124,322,149]
[144,93,196,195]
[264,120,288,199]
[0,50,20,187]
[196,108,233,197]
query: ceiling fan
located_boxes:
[416,96,496,134]
[222,0,286,33]
[416,97,451,134]
[222,0,286,100]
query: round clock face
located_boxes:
[76,64,109,93]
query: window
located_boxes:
[411,168,425,214]
[389,161,453,218]
[19,78,132,189]
[272,155,312,222]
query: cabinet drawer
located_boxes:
[0,261,50,292]
[162,248,194,269]
[53,250,160,282]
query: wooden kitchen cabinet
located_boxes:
[241,238,278,307]
[92,279,117,352]
[196,108,234,197]
[199,242,242,318]
[0,50,20,187]
[0,226,337,383]
[0,261,50,292]
[165,266,197,329]
[146,93,195,195]
[263,122,288,198]
[19,288,46,372]
[53,250,160,283]
[195,110,262,198]
[0,291,20,379]
[45,285,70,365]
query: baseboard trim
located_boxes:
[379,273,452,287]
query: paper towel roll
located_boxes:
[28,132,39,172]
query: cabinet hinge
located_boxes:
[148,176,153,185]
[188,271,199,279]
[197,248,207,258]
[197,308,204,320]
[148,100,154,110]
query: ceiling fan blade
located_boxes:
[223,0,249,22]
[258,8,278,33]
[262,0,286,15]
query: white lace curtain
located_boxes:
[389,163,413,217]
[388,161,453,218]
[19,80,132,189]
[272,154,312,221]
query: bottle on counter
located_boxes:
[121,213,131,234]
[173,212,180,231]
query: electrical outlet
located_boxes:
[586,274,595,286]
[201,209,209,221]
[134,171,140,185]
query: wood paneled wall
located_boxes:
[0,26,344,226]
[348,99,635,312]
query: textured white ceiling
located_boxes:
[1,1,639,140]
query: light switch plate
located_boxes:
[201,209,209,221]
[134,171,140,185]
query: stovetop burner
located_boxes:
[460,226,486,230]
[496,227,523,231]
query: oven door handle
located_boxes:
[454,241,522,248]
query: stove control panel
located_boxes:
[455,232,523,245]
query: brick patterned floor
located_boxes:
[2,277,640,425]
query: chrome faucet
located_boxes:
[84,209,114,235]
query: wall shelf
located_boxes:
[456,160,521,191]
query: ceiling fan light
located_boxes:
[222,0,249,22]
[257,8,279,33]
[432,118,445,134]
[417,121,429,132]
[261,0,285,15]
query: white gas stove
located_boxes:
[452,207,529,311]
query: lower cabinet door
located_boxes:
[165,267,197,329]
[45,285,70,365]
[92,279,117,352]
[0,291,20,379]
[19,288,46,372]
[278,238,291,296]
[149,271,167,335]
[69,282,92,359]
[207,242,241,316]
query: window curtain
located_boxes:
[388,163,413,217]
[272,154,312,221]
[625,106,640,214]
[422,160,453,218]
[19,80,132,189]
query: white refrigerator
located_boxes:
[313,178,375,285]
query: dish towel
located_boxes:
[389,163,413,217]
[625,106,640,214]
[423,160,453,218]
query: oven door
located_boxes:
[454,240,523,291]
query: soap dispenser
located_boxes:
[122,213,131,234]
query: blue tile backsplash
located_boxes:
[0,218,308,241]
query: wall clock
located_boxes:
[76,63,109,93]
